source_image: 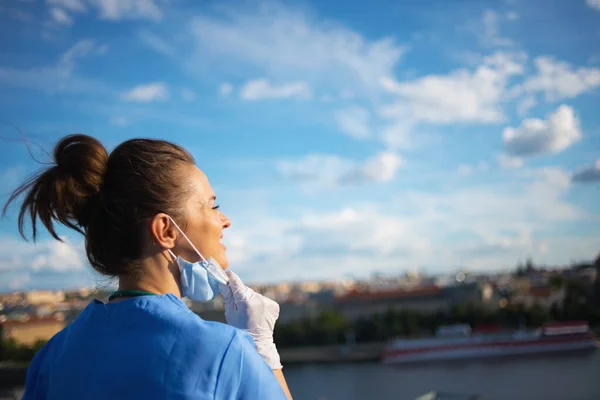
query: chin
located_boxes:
[214,256,228,270]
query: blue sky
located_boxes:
[0,0,599,292]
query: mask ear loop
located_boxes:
[167,216,207,263]
[166,216,229,285]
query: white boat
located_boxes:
[381,321,597,364]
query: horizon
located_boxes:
[0,0,599,292]
[0,255,596,295]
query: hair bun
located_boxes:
[53,134,109,227]
[2,134,110,241]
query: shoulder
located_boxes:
[22,331,64,398]
[144,294,244,357]
[156,295,241,343]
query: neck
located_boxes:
[117,280,174,296]
[117,253,182,298]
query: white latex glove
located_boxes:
[218,270,283,370]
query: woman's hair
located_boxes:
[3,134,195,278]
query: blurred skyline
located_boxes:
[0,0,599,291]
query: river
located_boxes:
[2,351,598,399]
[283,350,600,400]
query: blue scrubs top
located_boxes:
[22,294,288,399]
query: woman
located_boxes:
[5,134,293,399]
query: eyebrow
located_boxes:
[199,195,216,207]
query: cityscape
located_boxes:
[2,0,600,397]
[2,256,598,352]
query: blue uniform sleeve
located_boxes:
[22,342,51,400]
[214,330,288,400]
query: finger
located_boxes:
[218,281,232,302]
[224,270,248,301]
[266,298,280,319]
[224,270,243,286]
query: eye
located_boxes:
[212,205,220,210]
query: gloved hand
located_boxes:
[218,270,283,370]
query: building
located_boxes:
[443,282,496,307]
[25,290,65,305]
[595,253,600,305]
[333,286,447,321]
[1,316,66,346]
[510,286,566,310]
[278,299,322,323]
[332,281,498,322]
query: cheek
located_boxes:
[204,211,223,230]
[188,214,220,245]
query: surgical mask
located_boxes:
[167,216,229,302]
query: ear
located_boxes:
[150,213,177,249]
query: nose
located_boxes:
[221,212,231,229]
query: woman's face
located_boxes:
[173,164,231,269]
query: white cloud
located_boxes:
[138,30,175,57]
[96,44,109,55]
[188,3,406,94]
[506,11,519,21]
[276,151,403,188]
[334,106,371,139]
[481,9,513,47]
[181,88,196,102]
[497,154,524,169]
[224,166,590,283]
[296,207,416,257]
[360,152,403,182]
[380,119,414,150]
[458,165,472,176]
[458,161,489,176]
[572,160,600,183]
[585,0,600,10]
[226,207,425,278]
[45,0,162,21]
[0,238,84,274]
[0,236,96,292]
[239,79,311,101]
[276,154,354,187]
[514,57,600,101]
[0,166,27,193]
[0,39,109,94]
[30,240,85,273]
[110,116,130,127]
[517,95,536,116]
[0,6,34,22]
[59,39,96,69]
[376,51,525,148]
[502,104,582,158]
[380,52,525,124]
[340,90,355,100]
[219,82,233,96]
[122,82,169,102]
[47,0,86,12]
[49,7,74,24]
[180,2,408,150]
[91,0,162,21]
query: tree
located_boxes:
[550,302,561,320]
[525,257,534,272]
[516,262,526,277]
[550,275,566,289]
[528,303,550,327]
